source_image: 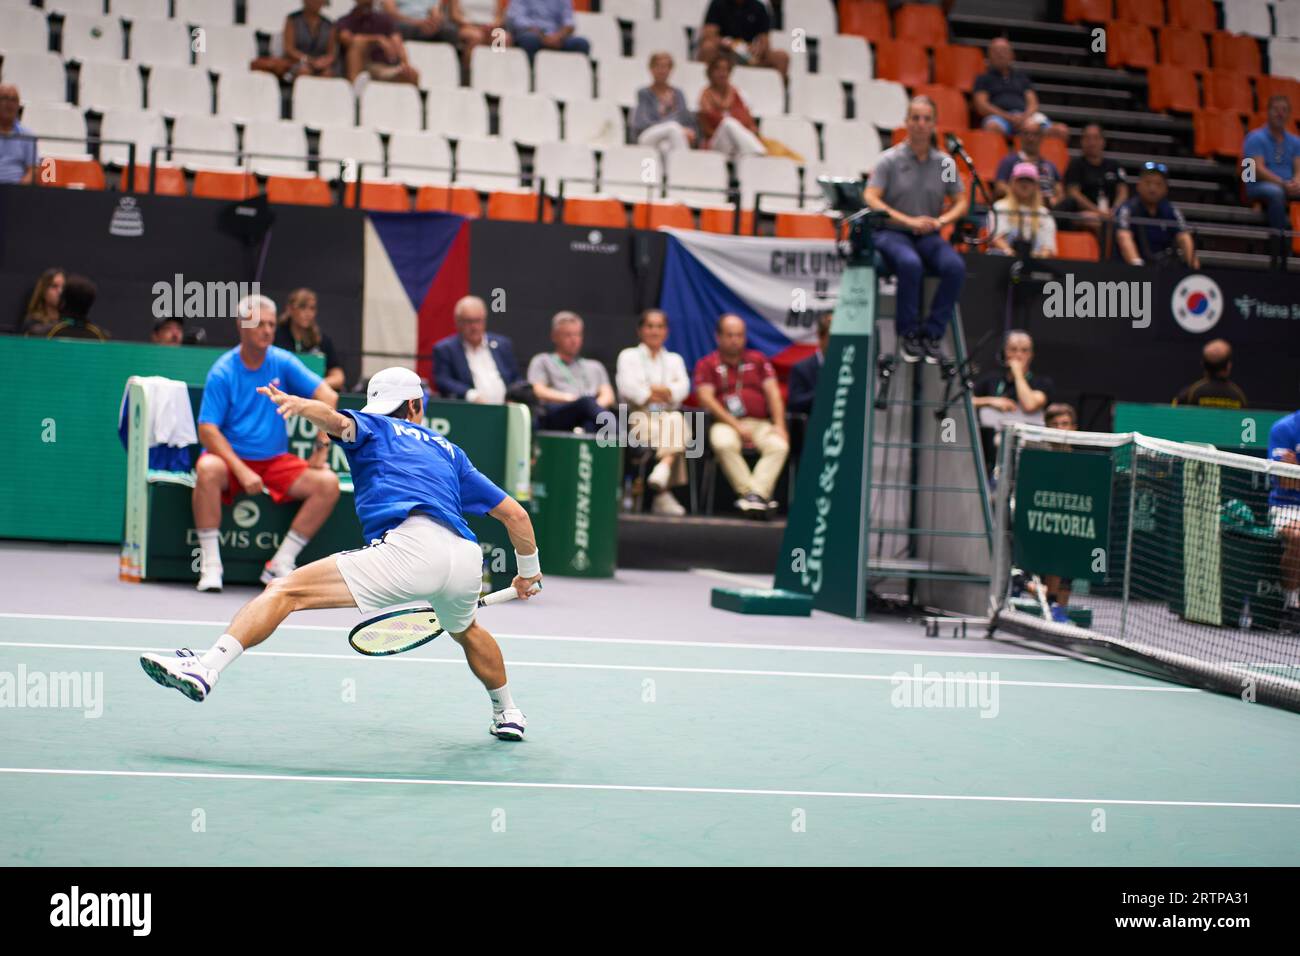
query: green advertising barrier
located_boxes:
[1011,448,1113,583]
[529,432,620,577]
[1113,403,1287,450]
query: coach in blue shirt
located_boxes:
[432,295,525,402]
[1268,410,1300,624]
[1115,162,1199,269]
[1243,95,1300,238]
[505,0,589,59]
[193,294,341,593]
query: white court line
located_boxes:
[0,612,1070,661]
[0,640,1196,692]
[0,766,1293,810]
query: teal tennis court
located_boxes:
[2,545,1297,866]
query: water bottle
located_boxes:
[1238,597,1252,631]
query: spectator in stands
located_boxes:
[697,54,766,158]
[1115,161,1199,269]
[433,294,527,404]
[694,314,789,517]
[1268,409,1300,628]
[1044,402,1076,431]
[972,329,1053,470]
[337,0,421,86]
[527,311,614,432]
[505,0,590,60]
[45,274,108,340]
[384,0,461,46]
[251,0,339,80]
[994,119,1063,206]
[151,316,184,345]
[988,162,1057,259]
[275,288,345,391]
[631,52,699,155]
[1243,95,1300,252]
[0,84,37,185]
[21,267,64,337]
[696,0,789,77]
[193,294,341,593]
[615,309,691,516]
[787,313,830,416]
[1058,123,1127,244]
[972,38,1067,141]
[1172,339,1248,409]
[864,95,968,364]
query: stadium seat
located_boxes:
[872,39,929,88]
[732,65,785,118]
[291,75,354,127]
[603,0,654,19]
[533,140,597,196]
[535,49,595,102]
[768,29,811,77]
[573,11,623,64]
[822,119,882,172]
[698,206,754,234]
[1147,64,1200,112]
[486,190,553,222]
[241,119,309,174]
[1292,203,1300,255]
[415,184,483,216]
[1115,0,1162,28]
[1278,5,1300,40]
[1167,0,1215,32]
[2,52,68,107]
[818,34,873,83]
[893,3,947,48]
[215,69,280,122]
[98,108,166,166]
[760,115,820,164]
[665,149,729,207]
[192,169,257,199]
[1055,230,1100,261]
[956,128,1006,182]
[1212,32,1262,76]
[194,24,258,74]
[266,174,332,206]
[838,0,890,45]
[20,103,86,160]
[564,98,626,147]
[600,143,661,203]
[632,201,693,229]
[596,56,643,108]
[342,181,411,212]
[498,93,561,146]
[1257,76,1300,117]
[359,81,424,132]
[405,41,459,90]
[169,113,237,166]
[146,65,213,116]
[1105,20,1156,70]
[5,7,50,54]
[1248,111,1299,135]
[1270,39,1300,82]
[563,195,627,227]
[1193,108,1244,157]
[129,162,186,194]
[317,126,383,180]
[1062,0,1112,24]
[454,136,522,192]
[738,154,802,212]
[59,14,124,61]
[1204,70,1254,114]
[1034,135,1070,174]
[1160,26,1209,71]
[426,88,489,138]
[788,72,847,123]
[629,18,689,61]
[657,0,707,28]
[42,156,105,189]
[775,211,836,238]
[48,0,108,16]
[114,0,171,18]
[675,59,707,103]
[244,0,299,34]
[126,18,193,67]
[174,0,235,26]
[933,45,984,93]
[854,77,908,128]
[386,131,452,186]
[914,83,968,129]
[469,45,530,96]
[1222,0,1271,38]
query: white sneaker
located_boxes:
[197,568,223,592]
[652,489,686,516]
[647,459,672,491]
[140,649,218,703]
[489,708,527,741]
[259,560,294,584]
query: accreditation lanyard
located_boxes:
[718,361,750,416]
[552,353,588,394]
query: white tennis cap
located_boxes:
[362,366,424,413]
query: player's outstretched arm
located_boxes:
[257,383,355,441]
[488,495,543,598]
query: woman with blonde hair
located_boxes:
[274,288,346,390]
[21,266,64,336]
[989,162,1057,259]
[630,51,698,155]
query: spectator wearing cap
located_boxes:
[1172,339,1248,409]
[787,314,830,416]
[505,0,590,61]
[972,39,1068,141]
[527,311,614,432]
[1058,123,1128,244]
[21,267,64,336]
[1243,95,1300,254]
[993,119,1063,206]
[696,0,790,76]
[1115,162,1199,269]
[152,316,184,345]
[0,84,37,185]
[275,287,345,391]
[434,295,527,404]
[989,162,1057,258]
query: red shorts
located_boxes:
[202,451,310,506]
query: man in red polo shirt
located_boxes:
[693,313,789,516]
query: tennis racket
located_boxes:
[348,582,541,657]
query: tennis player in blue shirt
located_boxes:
[1268,409,1300,627]
[142,366,542,740]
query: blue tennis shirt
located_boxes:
[337,410,508,543]
[1268,410,1300,509]
[198,346,323,460]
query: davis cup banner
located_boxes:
[657,228,845,373]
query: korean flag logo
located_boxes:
[1171,275,1223,334]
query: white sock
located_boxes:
[199,634,244,673]
[488,683,516,714]
[272,529,309,568]
[1287,589,1299,609]
[197,528,222,573]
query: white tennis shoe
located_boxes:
[140,649,218,702]
[490,708,527,741]
[196,569,223,592]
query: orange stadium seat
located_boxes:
[343,181,411,211]
[1160,26,1209,70]
[129,164,186,195]
[775,211,838,239]
[1204,70,1254,114]
[1168,0,1215,32]
[1255,76,1300,116]
[1055,230,1100,261]
[486,189,553,222]
[415,184,482,216]
[562,196,627,227]
[893,3,948,48]
[1105,21,1156,70]
[43,157,105,190]
[838,0,891,44]
[267,175,332,206]
[1147,64,1200,112]
[632,202,695,230]
[1212,32,1262,75]
[192,170,257,200]
[1063,0,1112,24]
[933,45,984,92]
[914,83,969,128]
[961,128,1008,182]
[698,207,755,235]
[1116,0,1163,28]
[1193,108,1244,158]
[1038,137,1070,175]
[1292,203,1300,255]
[873,39,930,87]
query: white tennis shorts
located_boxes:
[336,513,485,634]
[1270,504,1300,530]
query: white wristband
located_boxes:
[516,549,541,578]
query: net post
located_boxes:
[989,424,1016,617]
[1118,436,1138,643]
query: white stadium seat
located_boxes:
[658,0,709,28]
[563,97,626,147]
[77,59,142,111]
[1277,4,1300,40]
[600,142,660,203]
[821,118,880,173]
[317,124,384,180]
[854,77,906,128]
[99,107,166,165]
[737,153,802,211]
[664,148,727,206]
[60,14,125,60]
[533,140,597,196]
[360,81,424,132]
[768,30,810,77]
[215,68,280,122]
[1,52,68,106]
[781,0,839,38]
[406,40,459,90]
[386,130,452,185]
[1270,38,1300,80]
[574,12,623,64]
[497,92,560,145]
[603,0,655,20]
[170,112,237,167]
[146,64,212,115]
[630,18,689,62]
[426,87,489,138]
[5,7,52,54]
[675,58,707,103]
[127,18,194,67]
[241,118,309,173]
[20,102,89,157]
[48,0,106,17]
[535,49,594,102]
[193,23,257,74]
[760,114,819,163]
[469,45,529,96]
[818,34,871,82]
[732,64,784,117]
[454,136,522,192]
[291,74,354,127]
[113,0,171,21]
[243,0,299,34]
[173,0,235,28]
[1220,0,1272,38]
[596,55,644,108]
[789,72,845,123]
